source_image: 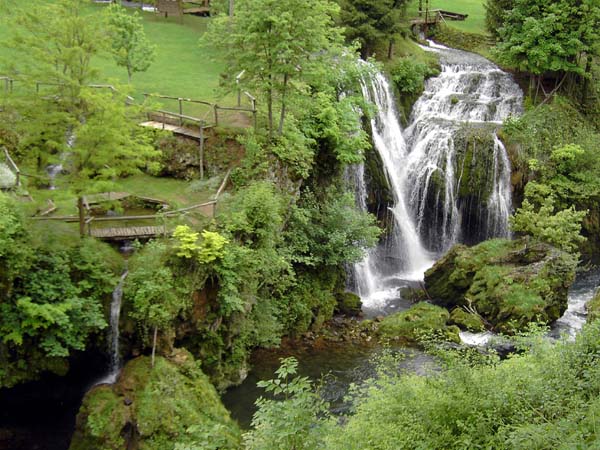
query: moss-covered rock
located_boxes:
[449,308,485,332]
[377,302,460,344]
[424,238,577,333]
[69,349,241,450]
[336,292,362,316]
[587,290,600,323]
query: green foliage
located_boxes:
[378,302,461,344]
[389,58,439,96]
[338,0,409,59]
[494,0,600,75]
[203,0,345,137]
[126,241,190,348]
[0,200,117,387]
[285,189,380,267]
[484,0,513,40]
[71,352,241,450]
[106,4,156,82]
[173,225,201,259]
[323,321,600,449]
[511,197,587,254]
[70,88,160,192]
[587,290,600,323]
[244,357,329,450]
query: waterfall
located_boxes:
[353,43,522,311]
[360,71,434,279]
[95,270,128,385]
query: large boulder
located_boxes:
[378,302,460,344]
[424,238,577,333]
[425,238,577,333]
[69,349,240,450]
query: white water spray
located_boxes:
[353,44,522,311]
[95,270,128,385]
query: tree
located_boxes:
[0,197,117,387]
[106,4,156,83]
[69,88,160,192]
[511,197,586,254]
[338,0,409,59]
[484,0,514,40]
[494,0,600,99]
[4,0,159,185]
[3,0,104,114]
[127,242,190,367]
[203,0,345,138]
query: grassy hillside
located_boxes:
[0,3,227,105]
[407,0,488,35]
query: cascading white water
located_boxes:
[360,71,434,278]
[345,164,379,298]
[95,270,128,385]
[353,43,522,312]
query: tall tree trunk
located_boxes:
[151,325,158,368]
[229,0,234,16]
[78,196,85,237]
[580,55,592,107]
[278,73,289,136]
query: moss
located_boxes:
[587,291,600,323]
[70,349,241,450]
[378,302,459,344]
[336,292,362,316]
[425,238,577,333]
[449,308,485,332]
[454,125,497,201]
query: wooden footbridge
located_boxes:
[410,8,469,34]
[90,225,168,240]
[31,170,232,243]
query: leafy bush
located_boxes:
[389,58,439,96]
[323,321,600,449]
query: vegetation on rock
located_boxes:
[70,350,241,450]
[424,238,577,333]
[378,302,461,344]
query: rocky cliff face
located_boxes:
[424,238,577,333]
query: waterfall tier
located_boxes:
[353,43,523,313]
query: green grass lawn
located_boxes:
[0,2,229,113]
[407,0,488,35]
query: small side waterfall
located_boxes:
[96,270,128,385]
[352,43,522,312]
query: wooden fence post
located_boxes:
[199,125,205,180]
[213,105,219,126]
[178,98,183,126]
[78,197,86,237]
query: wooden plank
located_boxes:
[90,225,169,240]
[83,192,131,205]
[139,121,202,139]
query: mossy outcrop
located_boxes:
[587,290,600,323]
[69,350,241,450]
[377,302,461,344]
[449,308,485,332]
[336,292,362,316]
[424,238,577,333]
